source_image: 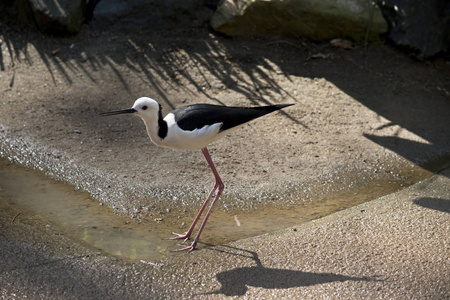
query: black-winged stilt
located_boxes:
[101,97,293,251]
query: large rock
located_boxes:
[27,0,86,34]
[377,0,450,57]
[211,0,388,41]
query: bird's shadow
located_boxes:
[199,245,377,297]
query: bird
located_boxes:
[101,97,294,251]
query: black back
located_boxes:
[173,104,293,132]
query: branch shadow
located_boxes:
[363,134,450,176]
[413,197,450,214]
[1,0,449,172]
[201,245,376,297]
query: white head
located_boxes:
[131,97,160,118]
[101,97,161,120]
[101,97,166,145]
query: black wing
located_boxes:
[173,104,293,132]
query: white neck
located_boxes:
[138,112,167,146]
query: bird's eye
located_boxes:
[142,105,148,110]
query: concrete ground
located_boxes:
[1,167,449,299]
[1,3,450,298]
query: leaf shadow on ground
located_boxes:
[1,1,449,174]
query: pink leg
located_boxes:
[170,180,217,242]
[173,147,224,252]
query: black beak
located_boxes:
[100,108,137,116]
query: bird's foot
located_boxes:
[169,232,191,242]
[173,239,198,252]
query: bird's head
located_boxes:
[131,97,160,117]
[101,97,160,119]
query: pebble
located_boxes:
[80,51,88,62]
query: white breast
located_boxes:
[156,113,225,150]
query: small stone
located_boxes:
[80,51,88,62]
